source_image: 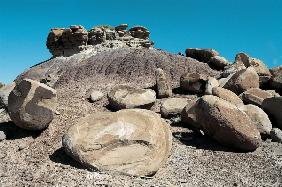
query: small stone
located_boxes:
[89,90,104,102]
[160,98,188,118]
[0,131,6,141]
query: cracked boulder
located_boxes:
[8,79,57,130]
[62,109,172,176]
[108,85,156,110]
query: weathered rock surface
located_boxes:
[8,79,57,130]
[270,66,282,93]
[262,96,282,129]
[240,88,278,107]
[223,67,259,95]
[212,87,243,107]
[239,105,272,135]
[108,85,156,110]
[155,68,172,98]
[160,98,189,118]
[185,48,219,63]
[89,90,104,102]
[195,95,261,151]
[205,77,219,95]
[0,82,16,110]
[270,128,282,143]
[62,109,172,176]
[181,98,200,129]
[180,73,207,94]
[221,62,246,78]
[208,56,230,70]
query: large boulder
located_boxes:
[270,66,282,93]
[223,67,259,95]
[0,82,16,110]
[155,68,172,98]
[207,56,230,70]
[212,87,243,107]
[181,98,200,129]
[160,97,189,118]
[108,85,156,110]
[8,79,57,130]
[185,48,219,63]
[262,96,282,129]
[180,73,207,94]
[62,109,172,176]
[239,105,272,135]
[240,88,278,107]
[195,95,261,151]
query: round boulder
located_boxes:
[62,109,172,176]
[108,85,156,110]
[8,79,57,130]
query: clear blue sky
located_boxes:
[0,0,282,84]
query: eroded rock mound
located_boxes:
[62,109,172,176]
[108,85,156,110]
[8,79,57,130]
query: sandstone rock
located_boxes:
[185,48,219,63]
[262,96,282,129]
[62,109,172,176]
[129,26,150,39]
[108,85,156,110]
[160,98,189,118]
[155,68,172,98]
[240,88,278,107]
[208,56,230,69]
[181,98,200,129]
[223,67,259,95]
[270,128,282,143]
[270,66,282,92]
[205,77,219,95]
[8,79,57,130]
[196,95,261,151]
[89,90,104,102]
[221,62,246,78]
[0,82,16,110]
[115,24,128,31]
[180,73,207,94]
[239,105,272,135]
[212,87,243,107]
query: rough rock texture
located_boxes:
[262,97,282,129]
[239,105,272,135]
[205,77,219,95]
[223,67,259,95]
[89,90,104,102]
[0,82,4,89]
[108,85,156,110]
[8,79,57,130]
[160,98,189,118]
[180,73,207,94]
[195,95,261,151]
[0,82,16,110]
[181,98,200,129]
[207,56,230,70]
[270,128,282,143]
[240,88,278,107]
[270,66,282,93]
[212,87,243,107]
[155,68,172,98]
[185,48,219,63]
[62,109,172,176]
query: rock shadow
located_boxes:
[173,131,242,153]
[0,121,41,140]
[49,147,87,170]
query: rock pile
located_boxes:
[47,24,154,57]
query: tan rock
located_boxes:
[180,73,207,94]
[262,96,282,129]
[270,66,282,92]
[205,77,219,95]
[240,88,278,107]
[181,98,200,129]
[212,87,243,107]
[155,68,172,98]
[160,98,188,118]
[8,79,57,130]
[62,109,172,176]
[108,85,156,110]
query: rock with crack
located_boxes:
[160,97,189,118]
[239,104,272,135]
[108,85,156,110]
[262,96,282,129]
[0,82,16,110]
[8,79,57,130]
[62,109,172,176]
[155,68,172,98]
[223,67,259,95]
[180,73,207,94]
[212,87,243,107]
[185,48,219,63]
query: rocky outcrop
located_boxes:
[8,79,57,130]
[47,24,154,57]
[155,68,172,98]
[185,48,219,63]
[180,73,207,94]
[262,96,282,129]
[62,109,172,176]
[108,85,156,110]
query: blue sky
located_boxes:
[0,0,282,83]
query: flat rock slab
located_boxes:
[62,109,172,176]
[108,85,156,110]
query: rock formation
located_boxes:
[155,68,172,98]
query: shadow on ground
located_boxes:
[0,121,41,140]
